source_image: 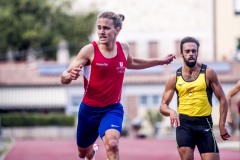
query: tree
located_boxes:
[0,0,97,61]
[146,108,163,137]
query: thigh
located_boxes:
[196,127,219,154]
[98,103,124,138]
[195,116,219,154]
[77,103,101,148]
[176,122,195,150]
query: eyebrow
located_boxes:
[97,25,111,28]
[184,49,197,52]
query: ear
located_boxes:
[115,27,121,34]
[179,52,183,57]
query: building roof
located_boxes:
[0,61,239,86]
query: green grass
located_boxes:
[0,137,13,158]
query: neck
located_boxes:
[97,41,117,58]
[98,40,116,51]
[183,63,200,74]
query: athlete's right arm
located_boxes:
[159,74,179,127]
[61,44,94,84]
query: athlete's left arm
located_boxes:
[121,42,176,69]
[207,68,231,140]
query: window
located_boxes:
[234,0,240,15]
[148,41,158,58]
[235,38,240,60]
[140,95,161,107]
[140,95,147,105]
[152,95,160,105]
[237,38,240,50]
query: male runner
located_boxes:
[159,36,230,160]
[61,11,175,160]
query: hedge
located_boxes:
[0,113,75,127]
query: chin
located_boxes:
[99,40,106,44]
[187,63,196,68]
[99,39,108,43]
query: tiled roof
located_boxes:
[0,61,239,86]
[0,62,69,86]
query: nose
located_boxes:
[99,28,105,34]
[189,52,194,56]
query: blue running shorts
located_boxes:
[76,102,124,148]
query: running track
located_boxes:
[4,138,240,160]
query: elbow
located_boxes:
[61,80,70,85]
[159,107,164,114]
[61,80,66,85]
[60,77,64,84]
[60,77,71,85]
[61,71,71,84]
[159,106,169,117]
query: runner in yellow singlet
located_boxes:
[159,36,230,160]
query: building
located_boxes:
[73,0,240,61]
[73,0,215,61]
[215,0,240,60]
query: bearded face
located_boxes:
[183,52,197,68]
[181,43,198,68]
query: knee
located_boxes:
[106,139,119,152]
[78,148,87,158]
[78,152,85,158]
[178,147,194,160]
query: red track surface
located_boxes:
[4,138,240,160]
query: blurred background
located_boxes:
[0,0,240,158]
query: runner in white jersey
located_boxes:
[61,11,176,160]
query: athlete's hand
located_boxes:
[163,54,176,65]
[219,125,231,140]
[69,65,82,80]
[169,110,179,127]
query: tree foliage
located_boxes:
[146,109,163,127]
[0,0,97,61]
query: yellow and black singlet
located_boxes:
[175,64,213,116]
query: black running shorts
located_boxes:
[176,114,219,153]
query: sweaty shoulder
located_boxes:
[119,42,130,58]
[164,73,177,90]
[120,42,129,49]
[78,43,94,64]
[80,43,94,55]
[169,73,177,85]
[206,66,215,76]
[206,65,218,84]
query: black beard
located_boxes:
[185,61,196,68]
[183,56,197,68]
